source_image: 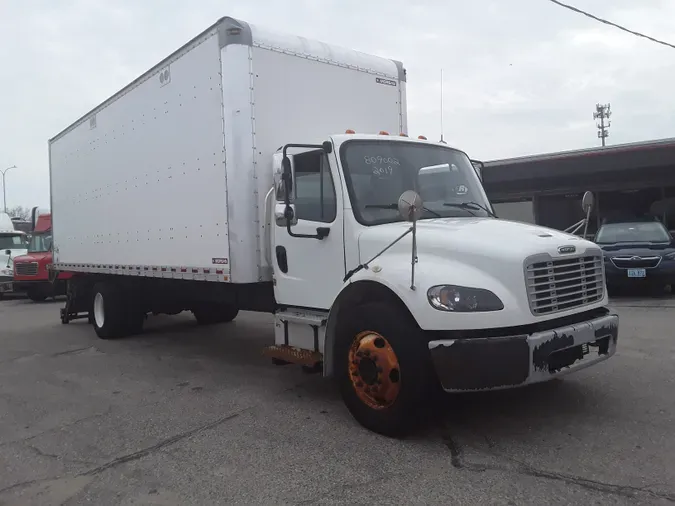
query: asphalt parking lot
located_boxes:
[1,297,674,505]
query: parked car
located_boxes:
[595,218,675,293]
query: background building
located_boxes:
[482,137,675,236]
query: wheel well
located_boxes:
[323,280,417,378]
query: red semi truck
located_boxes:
[12,212,72,301]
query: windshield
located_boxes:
[28,232,52,253]
[0,233,27,250]
[595,222,671,244]
[340,140,492,225]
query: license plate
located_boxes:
[627,268,646,278]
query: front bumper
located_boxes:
[428,312,619,392]
[12,279,47,291]
[0,276,14,294]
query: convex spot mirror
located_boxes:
[398,190,424,222]
[581,191,595,214]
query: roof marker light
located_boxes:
[345,129,356,134]
[418,135,427,140]
[379,131,389,135]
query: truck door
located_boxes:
[272,148,345,310]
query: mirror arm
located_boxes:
[344,226,413,282]
[582,206,591,238]
[565,219,586,235]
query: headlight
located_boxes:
[1,268,13,276]
[664,252,675,260]
[427,285,504,312]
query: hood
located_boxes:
[599,242,675,255]
[14,251,51,263]
[358,217,598,265]
[0,248,29,268]
[0,254,16,275]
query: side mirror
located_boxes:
[581,191,594,214]
[398,190,424,222]
[470,159,484,181]
[275,202,298,227]
[273,153,295,204]
[281,155,295,204]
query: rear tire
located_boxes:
[335,301,435,438]
[91,282,138,339]
[192,304,239,325]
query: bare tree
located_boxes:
[6,206,31,221]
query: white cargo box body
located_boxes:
[50,17,407,284]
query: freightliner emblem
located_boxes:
[558,245,576,254]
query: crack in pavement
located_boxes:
[0,381,308,500]
[0,346,97,366]
[26,443,97,467]
[0,408,113,449]
[50,346,96,357]
[80,380,313,477]
[83,411,243,476]
[0,409,245,499]
[0,479,41,496]
[441,430,675,503]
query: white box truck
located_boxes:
[50,16,619,437]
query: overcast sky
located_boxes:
[1,0,674,209]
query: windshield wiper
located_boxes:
[443,201,496,218]
[365,203,441,218]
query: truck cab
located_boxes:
[0,213,28,298]
[13,212,71,301]
[268,132,618,436]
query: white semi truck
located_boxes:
[50,16,619,437]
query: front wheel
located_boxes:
[335,301,436,438]
[27,287,48,302]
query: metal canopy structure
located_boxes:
[482,137,675,200]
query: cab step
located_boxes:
[262,345,323,367]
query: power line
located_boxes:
[547,0,675,50]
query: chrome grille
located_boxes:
[526,254,604,316]
[15,262,39,276]
[610,256,660,269]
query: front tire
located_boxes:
[27,287,48,302]
[335,301,435,438]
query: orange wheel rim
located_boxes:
[348,331,401,410]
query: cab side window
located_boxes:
[293,150,337,223]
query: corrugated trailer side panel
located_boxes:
[50,31,231,280]
[221,23,406,283]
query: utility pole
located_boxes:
[593,103,611,147]
[1,165,17,214]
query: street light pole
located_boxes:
[1,165,17,214]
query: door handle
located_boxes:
[276,246,288,273]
